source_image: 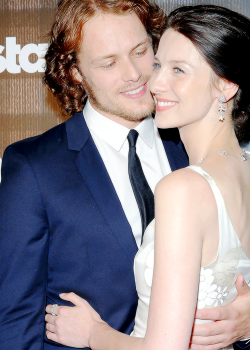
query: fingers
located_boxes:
[235,275,250,297]
[59,292,84,307]
[192,321,225,337]
[45,304,59,316]
[192,319,238,338]
[45,304,52,314]
[191,333,236,346]
[191,335,221,345]
[189,342,228,350]
[195,306,229,321]
[46,321,56,334]
[191,320,239,349]
[45,313,57,325]
[46,330,59,344]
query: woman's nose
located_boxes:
[149,70,169,95]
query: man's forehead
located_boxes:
[80,12,149,58]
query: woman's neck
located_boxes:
[179,115,241,165]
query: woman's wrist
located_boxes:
[89,319,110,350]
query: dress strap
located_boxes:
[187,165,223,202]
[187,165,240,260]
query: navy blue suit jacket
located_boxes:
[0,112,188,349]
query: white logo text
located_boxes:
[0,37,48,74]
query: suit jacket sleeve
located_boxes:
[0,144,49,349]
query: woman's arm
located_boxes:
[46,293,144,349]
[141,169,207,350]
[46,168,215,350]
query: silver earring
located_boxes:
[218,95,226,122]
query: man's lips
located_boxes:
[155,98,178,112]
[120,83,147,99]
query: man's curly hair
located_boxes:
[43,0,166,117]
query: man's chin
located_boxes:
[118,114,147,122]
[118,101,155,121]
[118,107,154,121]
[89,96,154,121]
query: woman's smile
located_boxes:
[155,97,178,112]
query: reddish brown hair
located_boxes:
[43,0,166,117]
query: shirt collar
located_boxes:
[83,99,154,151]
[134,115,154,149]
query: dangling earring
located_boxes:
[218,95,226,122]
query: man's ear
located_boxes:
[218,79,239,102]
[72,67,83,84]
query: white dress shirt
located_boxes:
[83,100,171,247]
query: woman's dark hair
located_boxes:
[163,5,250,142]
[43,0,166,117]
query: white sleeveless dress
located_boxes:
[131,165,250,350]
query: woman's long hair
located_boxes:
[164,5,250,142]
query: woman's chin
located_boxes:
[154,116,179,130]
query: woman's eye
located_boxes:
[174,67,184,73]
[153,62,161,70]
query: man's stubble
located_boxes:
[80,72,155,121]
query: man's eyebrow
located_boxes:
[91,38,151,65]
[131,38,151,52]
[91,54,118,65]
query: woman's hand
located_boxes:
[45,292,104,348]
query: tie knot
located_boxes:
[127,129,139,148]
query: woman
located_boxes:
[45,5,250,350]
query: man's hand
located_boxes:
[190,275,250,350]
[45,292,104,348]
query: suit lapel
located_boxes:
[66,112,138,263]
[159,128,189,171]
[65,114,188,262]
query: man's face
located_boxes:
[76,12,155,122]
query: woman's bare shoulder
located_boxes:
[156,167,212,196]
[155,167,217,215]
[154,167,218,242]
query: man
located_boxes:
[0,1,249,349]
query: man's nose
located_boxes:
[121,58,141,82]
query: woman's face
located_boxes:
[150,29,218,129]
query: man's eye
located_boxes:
[174,67,184,73]
[153,62,161,70]
[103,62,116,69]
[134,48,147,56]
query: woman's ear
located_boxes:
[218,79,239,102]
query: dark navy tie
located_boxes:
[127,129,155,243]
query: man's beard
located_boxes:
[81,74,155,121]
